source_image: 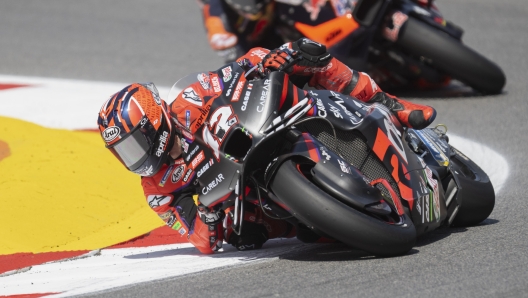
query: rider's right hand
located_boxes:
[259,48,300,74]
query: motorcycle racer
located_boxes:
[97,38,436,254]
[198,0,281,62]
[197,0,356,63]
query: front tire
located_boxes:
[269,160,416,257]
[448,146,496,226]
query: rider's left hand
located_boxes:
[197,204,225,225]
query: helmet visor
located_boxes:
[109,127,150,170]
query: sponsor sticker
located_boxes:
[159,211,172,221]
[256,79,270,113]
[173,220,182,230]
[332,93,364,126]
[241,83,253,111]
[136,164,154,176]
[201,173,225,195]
[250,49,268,59]
[225,72,240,97]
[222,66,233,82]
[315,98,327,117]
[182,87,203,106]
[181,138,189,153]
[191,150,205,169]
[181,128,194,141]
[171,165,185,183]
[183,168,193,182]
[194,104,211,130]
[211,75,222,93]
[147,195,171,208]
[231,79,245,102]
[167,214,177,226]
[158,165,174,187]
[185,145,200,162]
[320,147,331,160]
[197,158,214,177]
[197,73,210,90]
[328,103,343,119]
[337,159,351,174]
[185,110,191,128]
[102,126,120,142]
[155,131,169,157]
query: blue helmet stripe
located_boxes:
[106,87,128,126]
[119,87,139,130]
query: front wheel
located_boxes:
[447,146,496,226]
[397,17,506,94]
[269,160,416,257]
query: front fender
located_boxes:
[264,130,385,212]
[311,158,385,210]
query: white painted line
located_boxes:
[0,75,170,130]
[449,135,508,194]
[0,239,306,297]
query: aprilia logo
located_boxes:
[156,131,169,157]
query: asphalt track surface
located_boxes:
[1,0,527,297]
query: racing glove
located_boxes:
[259,48,301,74]
[197,203,225,225]
[188,204,225,254]
[260,38,333,76]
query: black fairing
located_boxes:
[311,156,385,210]
[172,61,487,239]
[188,66,289,207]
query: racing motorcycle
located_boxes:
[168,62,495,256]
[269,0,506,94]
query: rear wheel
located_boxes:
[269,160,416,257]
[397,17,506,94]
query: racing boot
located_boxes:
[368,92,436,130]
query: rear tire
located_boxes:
[397,17,506,94]
[270,160,416,257]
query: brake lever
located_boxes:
[244,64,262,79]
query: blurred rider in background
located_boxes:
[97,37,436,254]
[197,0,365,63]
[197,0,441,63]
[197,0,282,62]
[197,0,447,89]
